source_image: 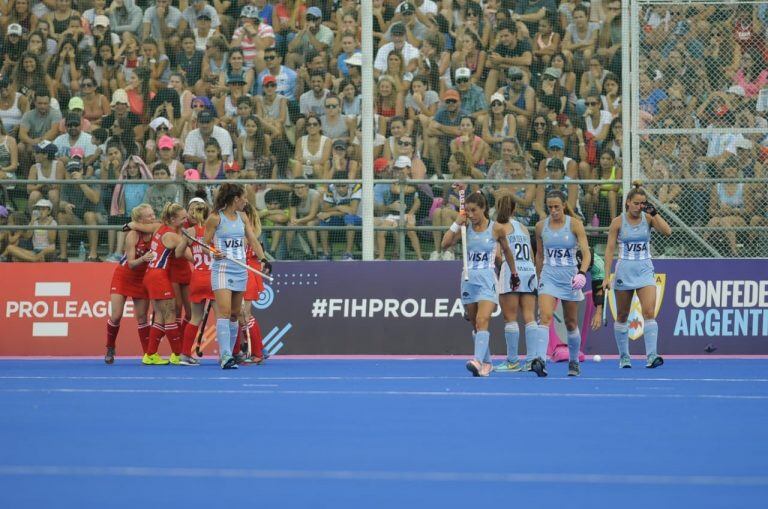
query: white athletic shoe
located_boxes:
[429,251,440,261]
[442,250,455,261]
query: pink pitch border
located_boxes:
[2,355,768,360]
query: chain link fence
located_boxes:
[631,0,768,258]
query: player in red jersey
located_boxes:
[180,197,215,365]
[141,203,190,365]
[104,204,156,364]
[235,202,267,363]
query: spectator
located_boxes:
[109,0,143,37]
[484,21,533,97]
[561,5,598,72]
[452,67,487,118]
[183,110,234,165]
[2,198,57,262]
[57,157,104,262]
[293,113,331,178]
[254,47,298,100]
[374,22,419,79]
[420,89,467,175]
[706,157,746,256]
[496,66,536,132]
[374,156,423,260]
[108,155,152,261]
[286,180,321,259]
[53,112,98,163]
[450,115,489,172]
[287,6,333,68]
[26,141,62,212]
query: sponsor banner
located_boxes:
[1,260,767,356]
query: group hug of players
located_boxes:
[105,183,272,369]
[444,181,672,377]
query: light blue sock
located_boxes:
[567,327,581,363]
[524,322,537,362]
[644,320,659,359]
[504,322,520,363]
[614,321,629,357]
[475,330,490,363]
[536,325,549,361]
[216,318,231,358]
[229,320,239,351]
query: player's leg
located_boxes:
[105,293,126,364]
[496,293,521,371]
[636,285,663,368]
[533,293,558,377]
[181,300,205,365]
[562,299,582,376]
[520,293,538,369]
[213,289,236,368]
[134,298,150,355]
[614,289,634,367]
[229,291,245,354]
[471,300,496,376]
[145,298,174,365]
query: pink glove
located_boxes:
[571,271,587,290]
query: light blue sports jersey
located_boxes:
[466,220,496,272]
[213,211,246,262]
[506,219,535,274]
[618,212,652,261]
[542,216,577,267]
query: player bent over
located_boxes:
[603,181,671,368]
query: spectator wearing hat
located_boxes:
[231,4,275,70]
[27,141,64,213]
[144,116,174,165]
[54,112,98,164]
[494,66,536,132]
[142,0,183,53]
[183,109,233,165]
[328,138,358,180]
[388,2,429,44]
[181,0,221,33]
[83,14,122,52]
[18,86,61,174]
[286,6,333,69]
[57,156,104,262]
[2,199,57,262]
[536,136,581,182]
[373,22,420,80]
[0,23,25,72]
[101,88,144,144]
[254,47,298,100]
[316,170,363,261]
[107,0,143,37]
[482,92,519,154]
[375,156,424,260]
[152,134,185,181]
[55,97,93,134]
[452,67,487,118]
[192,11,216,52]
[214,73,250,129]
[223,159,241,180]
[254,74,290,137]
[484,20,533,98]
[419,89,467,175]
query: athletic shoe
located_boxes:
[169,353,181,365]
[234,352,249,364]
[568,361,581,377]
[319,253,332,261]
[531,358,548,377]
[429,251,440,261]
[220,355,238,369]
[619,355,632,369]
[646,355,664,369]
[144,353,169,365]
[442,250,455,261]
[521,360,532,372]
[179,355,200,366]
[104,347,115,365]
[494,360,521,372]
[342,252,355,261]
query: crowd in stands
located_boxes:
[0,0,766,261]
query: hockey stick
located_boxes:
[458,189,469,282]
[240,309,252,359]
[181,229,274,282]
[194,299,213,357]
[602,284,610,327]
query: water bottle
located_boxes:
[590,214,599,237]
[78,241,87,261]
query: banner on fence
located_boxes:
[1,260,766,356]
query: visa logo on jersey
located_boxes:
[547,248,572,258]
[626,243,648,252]
[223,239,243,249]
[469,252,490,262]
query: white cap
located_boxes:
[490,93,505,105]
[727,85,746,97]
[149,116,173,131]
[94,15,110,28]
[111,88,129,106]
[7,23,22,36]
[455,67,471,80]
[394,156,412,168]
[34,199,53,209]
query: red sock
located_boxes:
[233,326,242,355]
[147,323,165,355]
[182,322,199,356]
[165,323,181,355]
[137,322,150,354]
[180,318,190,344]
[106,319,120,348]
[249,319,263,357]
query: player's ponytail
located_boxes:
[495,193,515,224]
[214,182,245,211]
[242,202,262,238]
[188,200,210,225]
[626,180,647,209]
[466,190,489,219]
[130,203,152,222]
[161,202,185,224]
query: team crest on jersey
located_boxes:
[608,274,666,340]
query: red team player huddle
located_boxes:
[105,184,272,369]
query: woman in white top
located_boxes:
[293,113,331,179]
[0,80,25,135]
[3,199,57,262]
[27,142,63,213]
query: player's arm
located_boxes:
[495,223,521,289]
[534,220,544,277]
[645,205,671,237]
[125,231,148,268]
[173,230,189,258]
[602,216,621,290]
[203,213,222,259]
[572,218,591,273]
[125,220,161,233]
[441,205,466,250]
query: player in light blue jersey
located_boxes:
[442,188,520,377]
[203,183,268,369]
[603,182,671,369]
[534,190,591,377]
[494,194,539,373]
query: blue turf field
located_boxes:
[1,358,767,508]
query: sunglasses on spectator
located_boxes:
[193,103,206,109]
[325,103,338,108]
[491,101,503,107]
[398,140,412,146]
[307,121,320,127]
[543,76,556,81]
[456,78,469,84]
[509,76,523,81]
[586,101,599,106]
[82,81,94,87]
[445,99,457,104]
[264,55,275,61]
[465,11,478,17]
[156,125,169,131]
[264,82,277,88]
[534,121,547,127]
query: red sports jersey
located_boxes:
[144,225,176,300]
[189,224,214,303]
[147,225,175,270]
[109,231,151,299]
[244,245,264,300]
